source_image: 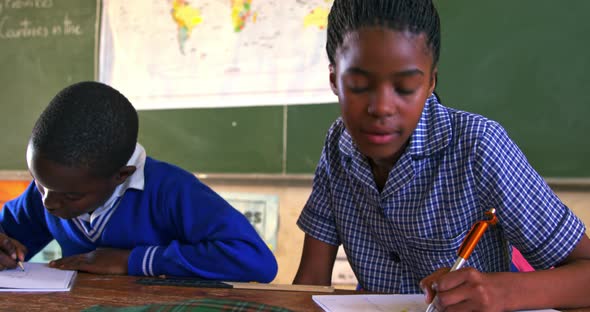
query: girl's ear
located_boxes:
[429,67,438,94]
[329,64,338,96]
[113,166,136,185]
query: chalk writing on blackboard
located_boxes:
[0,0,83,40]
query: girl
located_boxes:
[293,0,590,310]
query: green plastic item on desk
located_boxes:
[82,298,294,312]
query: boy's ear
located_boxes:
[113,165,136,185]
[329,64,338,96]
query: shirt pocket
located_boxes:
[404,231,466,280]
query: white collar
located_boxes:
[114,143,146,196]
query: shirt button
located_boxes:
[390,252,400,263]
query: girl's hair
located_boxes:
[326,0,440,66]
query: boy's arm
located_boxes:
[293,234,338,285]
[125,179,278,282]
[422,235,590,311]
[0,182,53,261]
[49,176,277,280]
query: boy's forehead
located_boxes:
[27,146,103,191]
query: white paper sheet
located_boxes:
[313,294,426,312]
[0,262,77,292]
[312,294,560,312]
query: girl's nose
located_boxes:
[368,84,398,117]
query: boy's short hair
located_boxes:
[30,81,138,177]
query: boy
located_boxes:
[293,0,590,310]
[0,81,277,282]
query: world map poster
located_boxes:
[99,0,335,109]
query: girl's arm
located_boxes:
[293,234,339,286]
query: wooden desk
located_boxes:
[2,273,589,311]
[0,273,352,311]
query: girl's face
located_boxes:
[330,27,437,168]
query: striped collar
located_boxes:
[407,94,452,158]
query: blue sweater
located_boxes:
[0,157,277,282]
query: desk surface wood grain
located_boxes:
[2,273,589,311]
[0,273,352,311]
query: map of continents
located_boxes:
[171,0,329,54]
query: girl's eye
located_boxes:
[343,75,369,93]
[349,86,369,93]
[396,88,416,95]
[395,76,422,96]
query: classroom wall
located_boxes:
[202,179,590,285]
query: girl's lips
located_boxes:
[363,132,399,144]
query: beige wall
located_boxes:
[204,178,590,285]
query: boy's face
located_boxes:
[26,144,124,219]
[330,27,437,167]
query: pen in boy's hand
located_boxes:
[0,223,26,271]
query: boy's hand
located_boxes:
[0,233,27,271]
[49,248,130,275]
[420,267,505,312]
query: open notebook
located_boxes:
[313,294,559,312]
[0,262,77,292]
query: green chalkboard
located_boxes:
[436,0,590,178]
[139,107,284,174]
[0,0,99,169]
[286,104,340,174]
[137,103,340,174]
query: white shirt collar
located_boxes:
[114,143,146,196]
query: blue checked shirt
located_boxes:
[297,95,585,293]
